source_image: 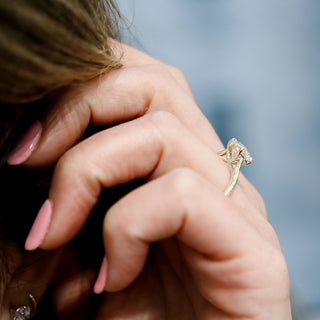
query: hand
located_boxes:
[20,42,291,319]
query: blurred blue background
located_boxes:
[116,1,320,319]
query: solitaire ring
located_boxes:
[217,138,252,196]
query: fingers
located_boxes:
[21,43,220,167]
[36,111,228,250]
[101,169,272,293]
[101,169,290,318]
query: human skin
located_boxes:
[4,42,292,319]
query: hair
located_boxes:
[0,0,123,166]
[0,0,123,316]
[0,0,121,105]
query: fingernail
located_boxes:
[93,257,108,294]
[7,120,42,165]
[25,199,52,251]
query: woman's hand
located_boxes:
[17,42,291,319]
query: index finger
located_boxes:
[19,42,221,167]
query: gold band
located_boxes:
[28,294,37,317]
[218,138,252,196]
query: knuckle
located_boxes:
[142,63,171,76]
[143,110,183,143]
[168,168,202,203]
[167,65,187,82]
[55,148,76,174]
[135,63,172,84]
[144,110,180,136]
[140,63,180,88]
[54,146,88,182]
[137,61,187,85]
[147,109,177,125]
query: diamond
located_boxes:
[10,306,31,320]
[226,138,252,165]
[241,149,253,165]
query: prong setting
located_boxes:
[218,138,252,196]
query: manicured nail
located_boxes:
[25,199,52,251]
[7,120,42,165]
[93,257,108,294]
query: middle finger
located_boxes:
[27,111,230,250]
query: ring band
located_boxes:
[10,294,37,320]
[218,138,252,196]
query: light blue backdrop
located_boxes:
[116,1,320,318]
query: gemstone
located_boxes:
[10,306,31,320]
[227,138,252,165]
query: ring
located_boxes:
[217,138,252,196]
[10,294,37,320]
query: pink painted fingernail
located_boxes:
[7,120,42,165]
[25,199,52,251]
[94,257,108,294]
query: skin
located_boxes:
[3,42,291,319]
